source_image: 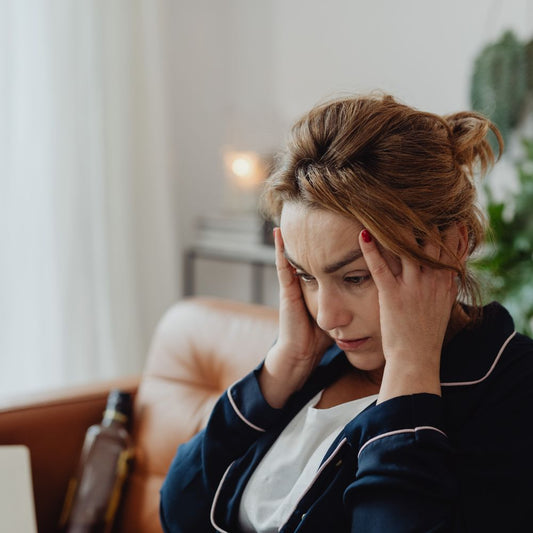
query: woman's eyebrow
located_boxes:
[283,251,304,271]
[283,248,363,274]
[323,249,363,273]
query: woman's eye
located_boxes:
[345,275,371,286]
[296,272,315,283]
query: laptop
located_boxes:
[0,445,38,533]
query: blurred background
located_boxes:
[1,0,532,398]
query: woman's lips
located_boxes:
[335,337,370,351]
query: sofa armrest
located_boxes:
[0,375,140,533]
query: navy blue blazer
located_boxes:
[160,303,533,532]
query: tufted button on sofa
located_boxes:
[0,297,279,533]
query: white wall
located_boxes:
[171,0,533,307]
[271,0,533,118]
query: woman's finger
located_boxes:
[399,229,441,282]
[359,229,396,291]
[273,228,297,288]
[401,229,438,281]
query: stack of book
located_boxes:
[195,213,274,250]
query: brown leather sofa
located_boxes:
[0,297,279,533]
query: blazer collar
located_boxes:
[326,302,516,388]
[440,302,516,386]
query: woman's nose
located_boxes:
[315,288,352,332]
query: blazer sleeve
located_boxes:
[343,393,457,532]
[159,364,283,533]
[342,336,533,532]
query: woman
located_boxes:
[160,94,533,532]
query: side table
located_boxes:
[184,241,276,304]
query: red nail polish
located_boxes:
[361,229,372,243]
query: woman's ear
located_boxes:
[443,224,469,265]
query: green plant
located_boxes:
[473,138,533,336]
[470,30,533,336]
[470,30,528,148]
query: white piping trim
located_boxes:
[210,461,234,533]
[227,386,266,433]
[281,437,348,527]
[441,330,517,387]
[358,426,447,459]
[210,332,517,529]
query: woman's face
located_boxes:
[280,202,400,375]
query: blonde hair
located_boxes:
[261,93,503,307]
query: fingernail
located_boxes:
[361,229,372,243]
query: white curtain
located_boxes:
[0,1,180,397]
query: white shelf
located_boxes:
[189,241,275,264]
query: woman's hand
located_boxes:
[259,228,332,408]
[359,229,459,404]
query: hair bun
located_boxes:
[446,111,503,176]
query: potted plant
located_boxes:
[470,30,533,336]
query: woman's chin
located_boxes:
[344,351,385,374]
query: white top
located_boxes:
[238,391,378,533]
